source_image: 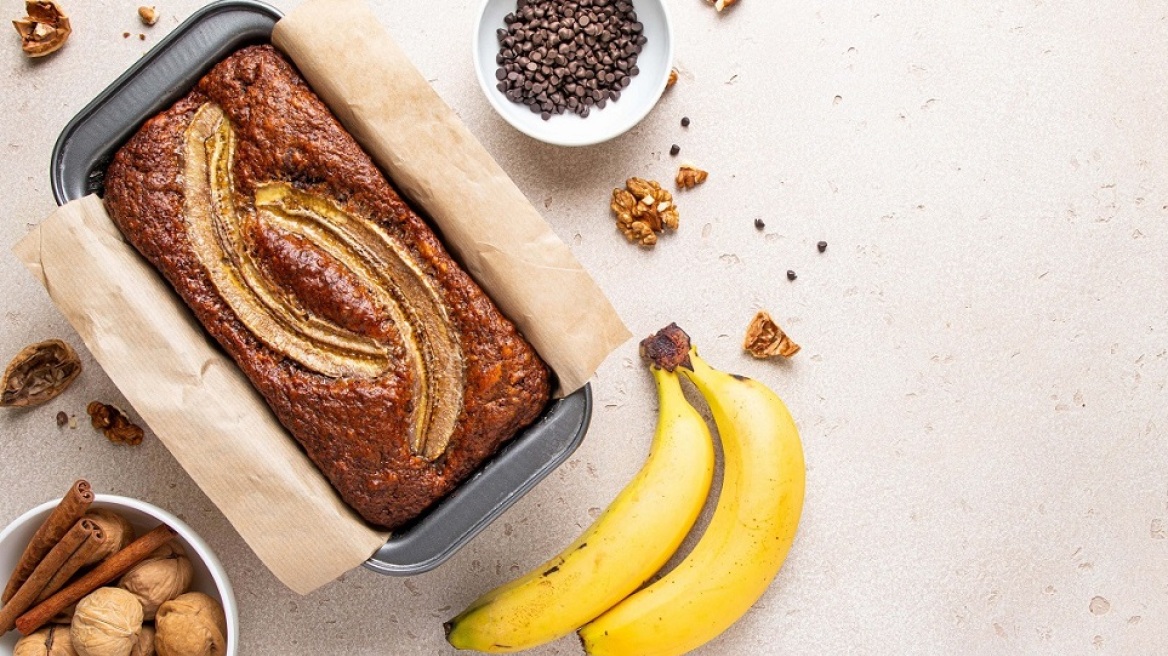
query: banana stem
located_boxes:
[640,323,693,372]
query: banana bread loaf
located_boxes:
[103,45,551,529]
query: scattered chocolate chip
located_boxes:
[817,240,828,253]
[681,116,691,127]
[56,410,68,427]
[670,144,680,156]
[754,218,765,230]
[787,270,798,281]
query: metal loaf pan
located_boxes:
[49,0,592,576]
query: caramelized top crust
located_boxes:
[103,45,551,529]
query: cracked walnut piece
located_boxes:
[12,0,70,57]
[87,401,145,446]
[743,311,801,358]
[666,68,679,88]
[676,165,708,190]
[611,177,680,247]
[138,6,158,25]
[707,0,739,11]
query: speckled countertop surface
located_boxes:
[2,0,1167,653]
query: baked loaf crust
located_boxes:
[103,45,551,529]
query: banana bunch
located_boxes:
[445,324,805,655]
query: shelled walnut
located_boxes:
[706,0,739,11]
[137,6,157,25]
[610,178,679,248]
[666,67,678,88]
[86,402,145,446]
[675,165,708,190]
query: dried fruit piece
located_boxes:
[611,178,679,247]
[2,340,82,408]
[12,0,71,58]
[87,401,145,446]
[137,6,157,25]
[743,311,801,359]
[676,165,708,190]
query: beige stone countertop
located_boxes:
[2,0,1167,653]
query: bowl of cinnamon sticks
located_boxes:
[0,480,237,654]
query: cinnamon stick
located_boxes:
[0,518,97,634]
[15,524,176,635]
[35,524,106,603]
[2,480,92,604]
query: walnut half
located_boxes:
[12,0,71,57]
[676,165,708,190]
[611,177,679,247]
[743,311,801,359]
[87,401,145,446]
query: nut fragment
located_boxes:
[706,0,739,11]
[137,6,157,25]
[86,402,145,446]
[2,339,82,407]
[12,0,71,57]
[676,165,708,190]
[666,67,679,88]
[743,311,801,358]
[610,177,679,247]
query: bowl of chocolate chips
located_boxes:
[474,0,673,147]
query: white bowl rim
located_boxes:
[471,0,675,147]
[0,494,238,655]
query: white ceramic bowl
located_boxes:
[473,0,674,147]
[0,494,238,654]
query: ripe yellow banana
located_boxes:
[580,325,806,656]
[445,365,714,653]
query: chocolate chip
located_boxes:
[681,116,691,127]
[492,0,645,118]
[754,218,765,230]
[817,241,828,253]
[787,270,798,281]
[670,144,680,156]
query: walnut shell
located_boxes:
[83,509,136,565]
[12,0,72,57]
[71,587,144,656]
[15,624,79,656]
[155,593,226,656]
[1,339,81,407]
[118,543,192,620]
[131,625,155,656]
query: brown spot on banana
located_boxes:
[183,102,464,460]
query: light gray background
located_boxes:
[3,0,1167,653]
